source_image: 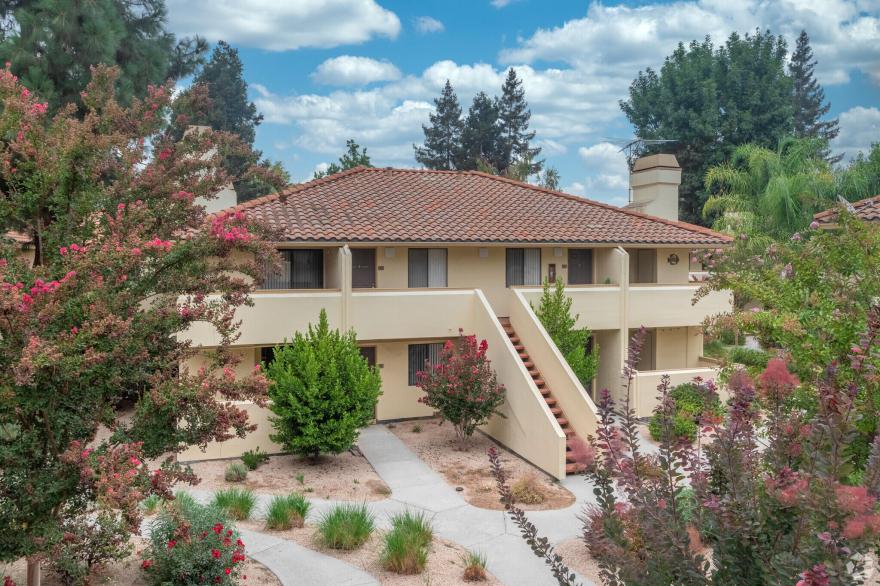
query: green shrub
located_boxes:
[267,309,381,458]
[462,549,488,582]
[728,346,770,369]
[533,279,599,387]
[381,511,433,574]
[212,488,256,521]
[168,490,198,513]
[224,462,248,482]
[649,382,722,442]
[702,338,727,358]
[412,424,422,433]
[49,511,132,586]
[143,501,246,586]
[317,503,374,550]
[265,493,311,530]
[241,447,270,470]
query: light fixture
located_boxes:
[667,253,680,266]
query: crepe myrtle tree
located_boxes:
[266,309,382,459]
[0,65,284,584]
[417,330,506,448]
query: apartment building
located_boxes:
[181,154,733,478]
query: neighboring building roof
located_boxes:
[3,230,32,244]
[223,167,732,245]
[814,195,880,225]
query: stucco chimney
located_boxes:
[184,125,238,213]
[628,154,681,222]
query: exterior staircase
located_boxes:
[498,317,586,475]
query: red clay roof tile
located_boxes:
[814,195,880,224]
[221,167,733,245]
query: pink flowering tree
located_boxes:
[416,331,506,448]
[0,65,284,583]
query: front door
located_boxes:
[351,248,376,288]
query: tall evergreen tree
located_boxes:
[497,68,541,175]
[789,30,839,160]
[622,30,794,225]
[170,41,278,201]
[314,139,372,178]
[0,0,206,114]
[414,79,465,170]
[459,92,502,171]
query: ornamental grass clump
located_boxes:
[143,501,247,586]
[265,493,311,530]
[317,504,374,550]
[462,549,488,582]
[241,447,269,470]
[224,462,248,483]
[211,488,256,521]
[381,511,433,574]
[416,331,506,448]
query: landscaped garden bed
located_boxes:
[241,518,501,585]
[388,418,575,510]
[0,536,281,586]
[187,450,391,501]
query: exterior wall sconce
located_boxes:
[384,247,396,258]
[479,248,489,258]
[667,253,680,265]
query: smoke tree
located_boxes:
[0,65,282,582]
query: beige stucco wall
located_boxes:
[655,248,691,283]
[594,329,623,401]
[373,341,437,420]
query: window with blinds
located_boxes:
[568,249,594,284]
[408,248,448,287]
[260,249,324,289]
[505,248,541,287]
[408,342,443,385]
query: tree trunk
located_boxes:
[26,557,40,586]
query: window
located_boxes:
[359,346,376,367]
[260,346,276,366]
[568,249,594,284]
[408,342,443,385]
[408,248,447,287]
[505,248,541,287]
[261,249,323,289]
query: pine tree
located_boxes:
[790,30,839,161]
[497,68,541,175]
[414,79,465,170]
[314,139,372,178]
[0,0,206,114]
[459,92,502,171]
[170,41,278,201]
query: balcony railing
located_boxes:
[630,366,720,418]
[628,284,731,328]
[518,284,622,330]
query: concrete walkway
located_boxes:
[187,425,599,586]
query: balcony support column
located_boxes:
[339,245,352,331]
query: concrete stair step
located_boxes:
[565,463,585,474]
[550,407,562,416]
[540,387,551,397]
[509,336,520,344]
[544,397,557,406]
[518,352,529,360]
[522,360,534,369]
[556,417,569,427]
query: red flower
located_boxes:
[212,548,221,558]
[213,523,223,534]
[141,559,153,570]
[167,540,176,549]
[225,568,231,575]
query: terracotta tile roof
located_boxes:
[222,167,732,245]
[3,230,32,244]
[814,195,880,224]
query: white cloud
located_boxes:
[166,0,400,51]
[574,142,630,203]
[833,106,880,162]
[415,16,444,34]
[501,1,880,87]
[491,0,516,7]
[311,56,402,86]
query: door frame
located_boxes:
[351,247,377,288]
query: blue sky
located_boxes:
[166,0,880,205]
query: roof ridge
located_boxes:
[208,165,374,219]
[463,169,733,243]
